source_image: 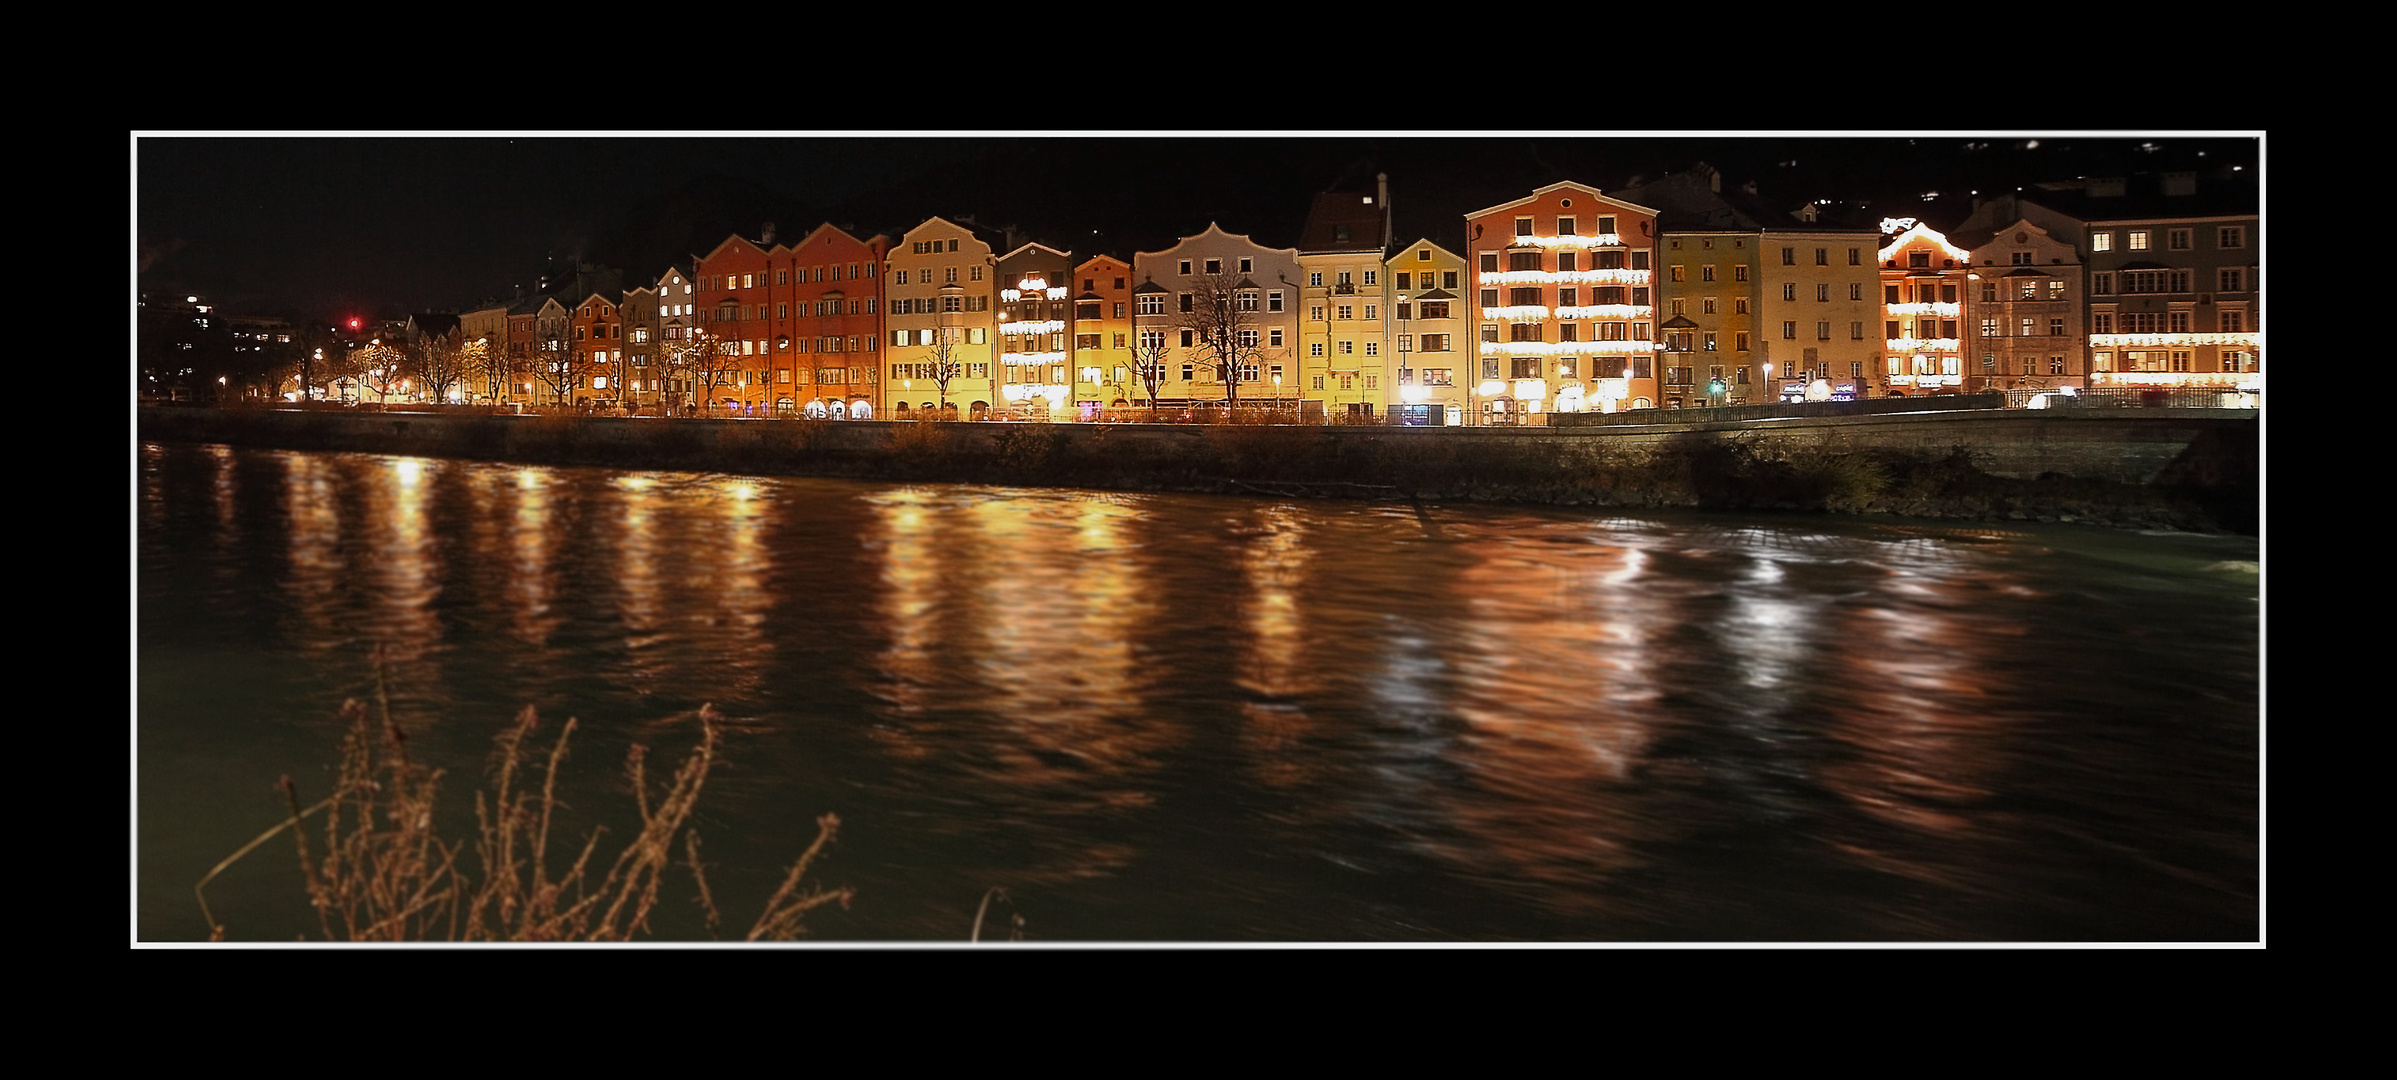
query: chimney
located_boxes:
[761,221,775,245]
[1378,172,1392,250]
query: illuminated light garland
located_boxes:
[1513,378,1548,400]
[1003,351,1068,364]
[1886,374,1964,386]
[1000,289,1021,301]
[1508,233,1625,249]
[2087,332,2261,348]
[1484,306,1550,322]
[1048,287,1068,300]
[1887,302,1960,317]
[1000,383,1072,406]
[1877,222,1972,264]
[1001,320,1063,335]
[1481,340,1655,356]
[1479,269,1652,286]
[1885,337,1962,351]
[2090,371,2259,388]
[1555,305,1652,320]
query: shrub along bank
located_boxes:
[138,406,2257,533]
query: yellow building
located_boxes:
[1387,239,1469,425]
[1072,254,1136,417]
[885,217,1001,419]
[1295,184,1393,420]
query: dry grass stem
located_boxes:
[199,659,849,943]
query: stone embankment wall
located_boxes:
[137,406,2258,533]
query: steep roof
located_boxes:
[1296,190,1388,253]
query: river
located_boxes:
[135,441,2262,942]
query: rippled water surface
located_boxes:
[136,442,2262,942]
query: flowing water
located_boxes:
[135,441,2262,942]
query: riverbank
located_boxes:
[136,405,2258,533]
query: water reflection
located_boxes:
[139,444,2261,942]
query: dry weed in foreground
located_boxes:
[195,677,851,942]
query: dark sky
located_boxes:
[134,133,2262,321]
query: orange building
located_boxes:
[1463,182,1661,420]
[773,224,889,419]
[570,292,624,405]
[1876,220,1972,396]
[693,232,775,413]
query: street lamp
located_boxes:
[1273,372,1282,421]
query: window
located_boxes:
[1178,260,1192,275]
[1781,321,1796,339]
[1670,266,1686,282]
[2219,267,2245,292]
[1702,266,1717,282]
[1558,216,1576,236]
[2219,226,2246,249]
[1816,248,1828,265]
[1735,332,1750,351]
[1420,333,1449,352]
[1850,322,1865,340]
[1269,291,1284,312]
[1241,258,1254,273]
[1981,318,1998,338]
[2092,272,2113,295]
[1781,247,1795,265]
[1270,328,1283,347]
[1783,283,1797,301]
[1138,294,1164,316]
[1515,216,1533,236]
[1734,265,1749,282]
[1204,258,1221,274]
[1734,298,1749,315]
[1363,270,1377,286]
[1703,332,1717,351]
[1599,216,1616,235]
[2092,232,2113,252]
[1816,322,1831,340]
[1849,248,1861,265]
[2128,231,2149,251]
[2168,228,2192,251]
[1364,305,1378,320]
[2220,311,2245,333]
[1816,284,1830,302]
[2047,281,2066,301]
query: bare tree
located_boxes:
[1131,327,1172,420]
[531,334,599,407]
[355,340,409,404]
[920,326,964,414]
[464,334,510,404]
[412,334,470,405]
[683,327,741,415]
[1174,271,1263,416]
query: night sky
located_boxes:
[134,133,2263,322]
